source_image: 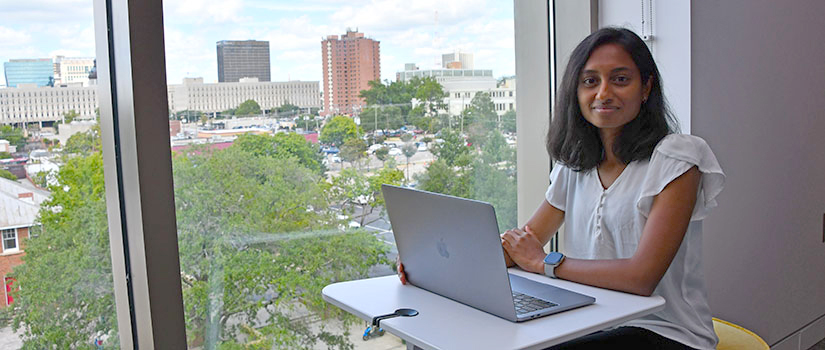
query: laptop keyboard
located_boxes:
[512,291,558,315]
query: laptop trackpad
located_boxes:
[509,273,593,306]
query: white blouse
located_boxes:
[545,134,725,349]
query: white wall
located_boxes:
[598,0,691,133]
[595,1,825,347]
[691,1,825,347]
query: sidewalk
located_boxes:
[0,326,23,349]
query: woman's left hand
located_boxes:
[501,226,546,274]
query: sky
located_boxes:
[0,0,515,86]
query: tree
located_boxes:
[63,109,79,123]
[235,99,262,116]
[172,146,391,349]
[0,151,12,159]
[232,133,325,175]
[0,168,16,180]
[273,101,300,117]
[339,138,367,168]
[401,142,417,183]
[413,77,447,118]
[374,146,389,167]
[416,159,471,199]
[501,109,517,134]
[320,115,359,147]
[0,125,26,149]
[329,166,403,227]
[64,126,101,155]
[430,129,470,167]
[11,141,392,349]
[463,92,499,147]
[10,152,120,349]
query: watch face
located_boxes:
[544,252,563,265]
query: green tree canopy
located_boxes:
[413,77,447,118]
[10,152,119,349]
[329,166,403,227]
[463,92,499,147]
[63,109,79,123]
[501,109,517,134]
[232,133,325,175]
[0,125,26,149]
[172,145,390,348]
[320,115,359,147]
[339,138,367,167]
[235,99,262,116]
[430,129,471,167]
[11,140,392,349]
[274,101,300,116]
[0,168,16,180]
[63,126,101,155]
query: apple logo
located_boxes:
[436,237,450,259]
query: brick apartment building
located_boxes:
[0,177,49,307]
[321,29,380,116]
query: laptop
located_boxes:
[382,185,595,322]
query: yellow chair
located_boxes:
[713,317,770,350]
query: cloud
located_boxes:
[245,1,336,12]
[0,26,32,48]
[164,28,217,83]
[165,0,245,24]
[0,0,92,24]
[328,0,488,32]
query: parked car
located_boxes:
[388,147,402,156]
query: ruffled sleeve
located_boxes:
[636,134,725,221]
[545,162,570,211]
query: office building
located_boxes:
[3,59,54,88]
[0,84,98,126]
[167,77,320,115]
[216,40,271,83]
[395,67,493,83]
[395,63,514,116]
[442,50,473,69]
[321,29,380,116]
[53,56,96,86]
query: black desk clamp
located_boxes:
[362,308,419,341]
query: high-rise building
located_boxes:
[442,51,473,70]
[216,40,271,83]
[3,59,54,88]
[321,29,380,116]
[53,56,96,86]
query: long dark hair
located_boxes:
[546,27,678,171]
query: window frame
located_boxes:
[1,228,19,253]
[94,0,560,347]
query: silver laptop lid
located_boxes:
[382,185,518,321]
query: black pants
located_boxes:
[546,326,696,350]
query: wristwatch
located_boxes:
[543,252,565,279]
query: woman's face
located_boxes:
[577,43,652,136]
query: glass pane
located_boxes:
[164,1,515,348]
[0,1,119,348]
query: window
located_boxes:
[2,228,18,252]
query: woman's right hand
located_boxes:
[396,255,408,285]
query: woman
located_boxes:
[500,28,724,349]
[398,27,723,349]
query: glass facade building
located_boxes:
[3,59,54,88]
[216,40,271,83]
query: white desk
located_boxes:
[322,268,665,350]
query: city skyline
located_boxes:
[0,0,515,86]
